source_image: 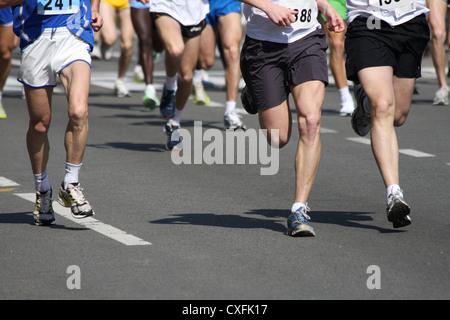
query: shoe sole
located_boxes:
[286,224,316,237]
[387,201,411,228]
[143,99,158,110]
[57,194,95,219]
[194,98,210,105]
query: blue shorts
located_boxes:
[128,0,149,9]
[206,0,241,28]
[0,7,13,27]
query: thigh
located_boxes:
[154,15,184,55]
[0,25,15,56]
[199,24,216,67]
[357,66,395,110]
[290,80,325,120]
[179,35,201,78]
[217,12,242,50]
[99,2,118,44]
[59,61,91,113]
[118,8,135,46]
[130,8,152,41]
[258,100,292,147]
[25,86,53,124]
[427,0,447,32]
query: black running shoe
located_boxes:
[159,85,176,119]
[240,86,257,115]
[386,190,411,228]
[351,84,371,136]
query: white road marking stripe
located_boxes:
[15,193,151,246]
[0,177,20,187]
[346,137,371,145]
[347,138,436,158]
[399,149,435,158]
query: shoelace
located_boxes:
[68,185,87,205]
[226,110,243,124]
[37,192,52,211]
[292,204,311,224]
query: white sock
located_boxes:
[165,75,178,91]
[387,184,403,201]
[64,162,82,189]
[193,69,202,84]
[145,84,155,94]
[34,170,51,193]
[291,202,306,213]
[338,86,353,104]
[225,101,236,114]
[173,109,183,124]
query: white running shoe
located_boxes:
[224,109,247,131]
[115,79,131,98]
[0,101,7,119]
[433,86,449,105]
[192,81,210,105]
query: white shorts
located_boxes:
[18,27,92,88]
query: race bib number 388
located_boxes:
[279,0,317,30]
[37,0,80,15]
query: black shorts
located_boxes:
[151,12,206,38]
[240,28,328,111]
[345,14,430,81]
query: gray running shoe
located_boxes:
[386,190,411,228]
[224,109,247,131]
[58,183,95,219]
[286,205,315,237]
[33,189,56,226]
[351,84,371,136]
[163,119,182,151]
[432,86,449,106]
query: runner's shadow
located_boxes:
[87,142,166,152]
[151,209,402,234]
[151,212,286,233]
[0,211,89,230]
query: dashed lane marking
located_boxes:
[15,193,152,246]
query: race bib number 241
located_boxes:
[37,0,80,15]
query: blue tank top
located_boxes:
[12,0,94,50]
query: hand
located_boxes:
[91,11,103,32]
[265,2,298,27]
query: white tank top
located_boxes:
[149,0,210,26]
[346,0,429,26]
[242,0,321,44]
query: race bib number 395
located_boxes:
[37,0,80,15]
[279,0,317,30]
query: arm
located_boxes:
[317,0,345,33]
[90,0,103,32]
[0,0,23,9]
[238,0,299,27]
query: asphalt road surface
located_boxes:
[1,44,449,302]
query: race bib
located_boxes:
[368,0,416,19]
[37,0,80,15]
[279,0,317,30]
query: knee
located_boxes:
[267,129,290,149]
[29,117,51,135]
[298,114,321,140]
[199,56,215,70]
[370,98,395,119]
[166,43,185,61]
[68,104,89,125]
[394,110,409,127]
[432,28,446,45]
